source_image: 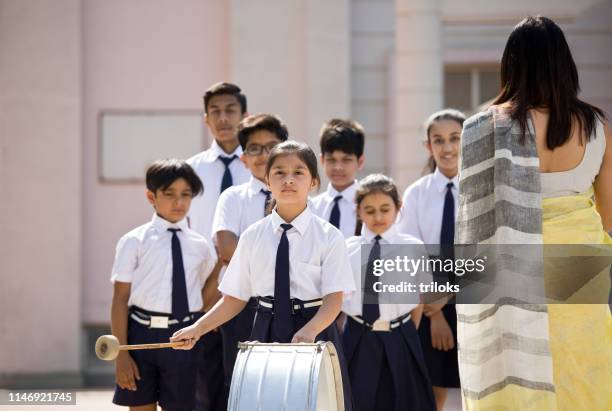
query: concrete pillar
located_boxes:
[391,0,443,189]
[0,0,82,385]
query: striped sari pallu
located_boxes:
[456,106,557,410]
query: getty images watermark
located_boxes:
[361,244,612,305]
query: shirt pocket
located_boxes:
[295,261,322,298]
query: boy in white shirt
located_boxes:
[187,82,251,411]
[310,118,366,238]
[210,113,288,399]
[110,159,216,411]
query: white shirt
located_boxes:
[110,214,217,313]
[212,176,269,237]
[187,140,251,238]
[342,225,428,320]
[219,207,356,301]
[310,181,358,238]
[398,168,459,253]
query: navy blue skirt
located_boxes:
[343,316,436,411]
[417,303,460,388]
[250,300,354,411]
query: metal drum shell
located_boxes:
[228,341,344,411]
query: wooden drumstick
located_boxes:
[95,335,191,361]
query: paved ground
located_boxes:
[0,388,462,410]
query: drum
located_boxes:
[228,341,344,411]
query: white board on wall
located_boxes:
[99,110,206,183]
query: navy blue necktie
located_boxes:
[440,182,455,245]
[219,155,238,193]
[274,223,293,340]
[261,189,272,216]
[362,235,381,324]
[329,195,342,229]
[168,228,189,320]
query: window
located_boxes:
[444,66,500,114]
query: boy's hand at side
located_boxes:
[115,351,140,391]
[170,324,201,350]
[429,311,455,351]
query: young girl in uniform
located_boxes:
[342,173,436,411]
[171,140,355,410]
[398,109,465,411]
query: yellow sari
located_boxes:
[463,188,612,411]
[543,188,612,411]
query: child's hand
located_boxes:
[291,325,317,343]
[115,352,140,391]
[423,302,446,317]
[170,324,201,350]
[429,311,455,351]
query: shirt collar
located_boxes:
[151,213,189,232]
[247,176,267,194]
[270,207,312,236]
[207,139,243,160]
[433,168,459,193]
[362,224,398,243]
[325,180,358,202]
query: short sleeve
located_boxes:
[218,230,252,301]
[198,237,218,284]
[212,189,240,236]
[110,235,139,283]
[398,184,423,241]
[320,231,356,296]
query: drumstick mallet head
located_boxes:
[95,335,190,361]
[95,335,120,361]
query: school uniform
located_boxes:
[310,181,358,238]
[210,176,272,395]
[187,140,251,239]
[187,140,250,411]
[398,168,461,389]
[111,214,216,411]
[219,206,356,410]
[342,225,436,411]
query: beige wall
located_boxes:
[82,0,229,324]
[230,0,351,183]
[0,0,82,377]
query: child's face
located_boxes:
[205,94,245,146]
[266,154,317,209]
[240,130,281,182]
[426,119,461,178]
[146,178,193,223]
[358,192,401,235]
[321,150,364,191]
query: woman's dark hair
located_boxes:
[264,141,320,213]
[237,113,289,150]
[492,16,605,148]
[423,109,466,174]
[353,174,401,235]
[146,159,203,196]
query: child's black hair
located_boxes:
[354,174,401,235]
[319,118,365,158]
[238,114,289,150]
[203,82,247,115]
[146,159,204,196]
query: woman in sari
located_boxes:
[456,16,612,410]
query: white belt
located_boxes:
[257,298,323,311]
[130,312,197,329]
[349,313,412,332]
